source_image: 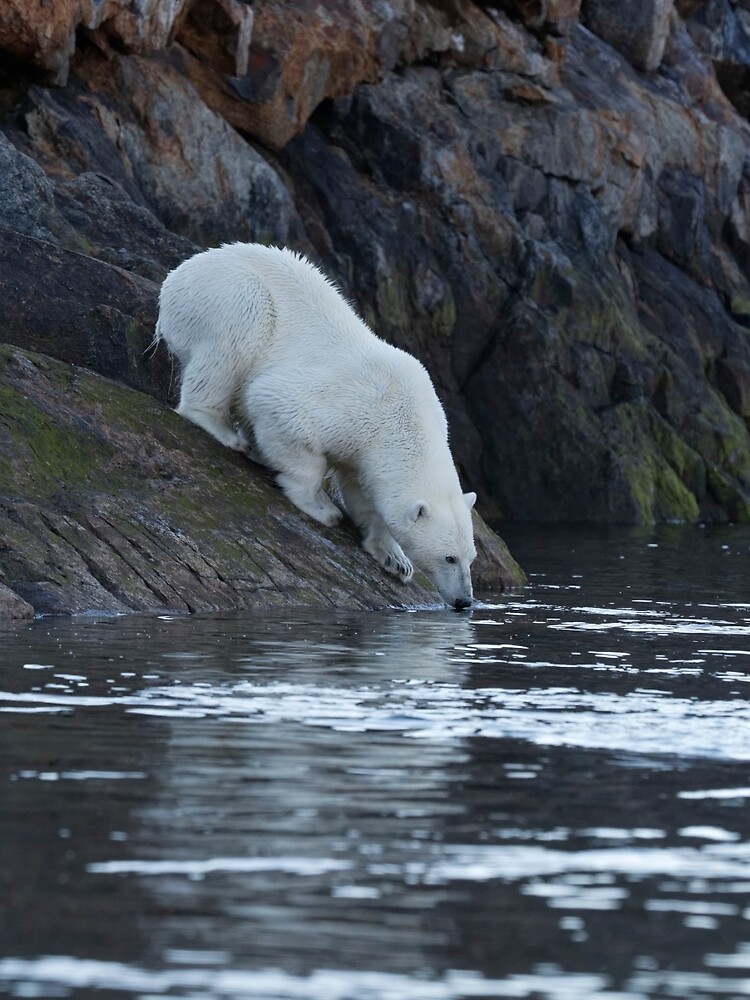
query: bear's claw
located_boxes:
[395,559,413,583]
[366,537,413,583]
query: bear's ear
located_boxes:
[408,500,430,525]
[463,491,477,510]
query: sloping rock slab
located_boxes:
[0,582,34,620]
[0,345,523,617]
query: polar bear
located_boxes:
[155,242,477,609]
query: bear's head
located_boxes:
[399,491,477,610]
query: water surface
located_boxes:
[1,525,749,999]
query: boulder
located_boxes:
[581,0,673,71]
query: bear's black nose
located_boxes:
[454,598,472,611]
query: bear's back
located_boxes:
[159,243,428,391]
[219,243,387,367]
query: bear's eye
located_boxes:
[445,555,457,564]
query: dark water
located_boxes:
[1,525,750,999]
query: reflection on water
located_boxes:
[1,524,749,999]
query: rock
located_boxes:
[0,227,171,402]
[0,0,83,84]
[85,0,191,56]
[472,516,526,592]
[581,0,673,71]
[52,172,199,282]
[119,50,291,247]
[78,52,296,247]
[175,0,520,148]
[0,0,191,84]
[0,128,200,281]
[176,0,394,148]
[681,0,750,118]
[0,583,34,621]
[7,53,296,248]
[656,167,710,273]
[276,15,750,523]
[713,356,750,419]
[0,344,524,617]
[0,133,58,239]
[496,0,582,35]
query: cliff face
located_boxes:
[1,0,750,528]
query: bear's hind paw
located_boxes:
[293,500,342,528]
[318,506,344,528]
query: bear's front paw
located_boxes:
[365,536,413,583]
[385,553,413,583]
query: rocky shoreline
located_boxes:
[0,341,524,618]
[2,0,750,615]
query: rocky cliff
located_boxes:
[1,1,750,558]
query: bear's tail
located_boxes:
[145,316,163,358]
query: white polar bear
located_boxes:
[155,242,477,609]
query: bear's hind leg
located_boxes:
[333,471,413,583]
[177,353,250,454]
[254,432,342,527]
[277,454,343,527]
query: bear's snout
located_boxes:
[453,597,472,612]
